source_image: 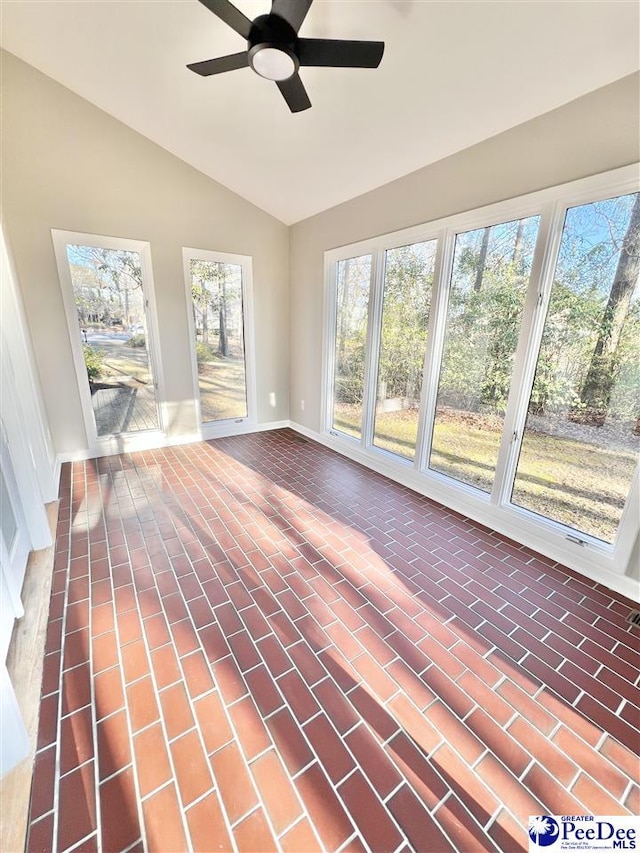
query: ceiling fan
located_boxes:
[187,0,385,113]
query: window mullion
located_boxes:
[140,246,166,432]
[490,200,566,506]
[361,249,385,450]
[321,260,339,434]
[612,465,639,569]
[415,229,455,473]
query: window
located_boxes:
[512,193,639,543]
[429,217,539,490]
[323,166,639,580]
[52,231,163,446]
[374,241,437,460]
[183,248,255,430]
[331,254,372,439]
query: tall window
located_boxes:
[323,167,639,573]
[185,250,252,425]
[429,217,539,490]
[53,232,162,443]
[374,241,437,460]
[512,193,640,543]
[332,255,372,439]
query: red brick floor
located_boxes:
[27,429,639,852]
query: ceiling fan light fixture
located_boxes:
[249,45,297,81]
[187,0,385,113]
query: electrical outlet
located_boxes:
[300,399,305,411]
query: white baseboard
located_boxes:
[288,422,640,603]
[200,420,290,441]
[54,421,291,466]
[55,431,201,465]
[252,420,291,432]
[52,455,62,498]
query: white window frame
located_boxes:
[182,247,257,440]
[322,164,640,588]
[52,229,166,454]
[323,248,378,448]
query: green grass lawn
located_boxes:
[334,404,637,544]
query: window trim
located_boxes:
[367,236,442,465]
[323,252,375,445]
[52,229,166,453]
[322,164,640,582]
[182,247,257,439]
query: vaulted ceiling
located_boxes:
[2,0,638,224]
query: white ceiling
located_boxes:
[1,0,639,224]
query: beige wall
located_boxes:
[289,72,640,433]
[3,52,639,581]
[1,50,290,454]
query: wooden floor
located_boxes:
[92,382,159,436]
[0,502,58,853]
[24,430,640,851]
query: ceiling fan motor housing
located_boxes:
[248,14,299,80]
[186,0,384,112]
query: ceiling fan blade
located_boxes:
[187,52,249,76]
[276,74,311,113]
[271,0,313,32]
[196,0,253,39]
[298,38,384,68]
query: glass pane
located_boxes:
[373,241,437,459]
[190,260,247,422]
[430,216,540,490]
[66,245,159,436]
[332,255,372,439]
[0,466,18,551]
[513,193,640,543]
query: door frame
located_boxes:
[182,247,257,439]
[52,229,167,454]
[1,228,58,504]
[0,420,30,622]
